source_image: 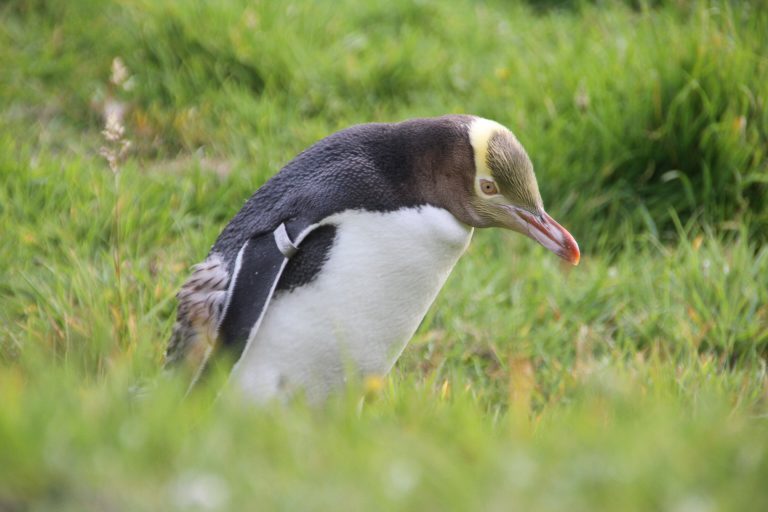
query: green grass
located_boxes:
[1,0,767,510]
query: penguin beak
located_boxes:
[502,206,580,265]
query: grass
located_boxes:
[1,0,767,510]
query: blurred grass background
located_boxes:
[1,0,767,510]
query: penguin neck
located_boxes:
[390,117,477,226]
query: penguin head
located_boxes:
[463,117,580,265]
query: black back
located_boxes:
[210,115,475,270]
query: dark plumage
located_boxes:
[210,115,475,269]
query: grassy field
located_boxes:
[1,0,767,510]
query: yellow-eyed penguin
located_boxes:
[165,115,580,402]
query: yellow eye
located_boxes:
[480,179,498,196]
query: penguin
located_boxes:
[164,115,580,403]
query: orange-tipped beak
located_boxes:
[503,206,580,265]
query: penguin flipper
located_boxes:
[183,222,308,390]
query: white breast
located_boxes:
[230,206,473,403]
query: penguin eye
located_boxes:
[479,179,498,196]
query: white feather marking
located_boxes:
[228,256,290,378]
[214,241,247,338]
